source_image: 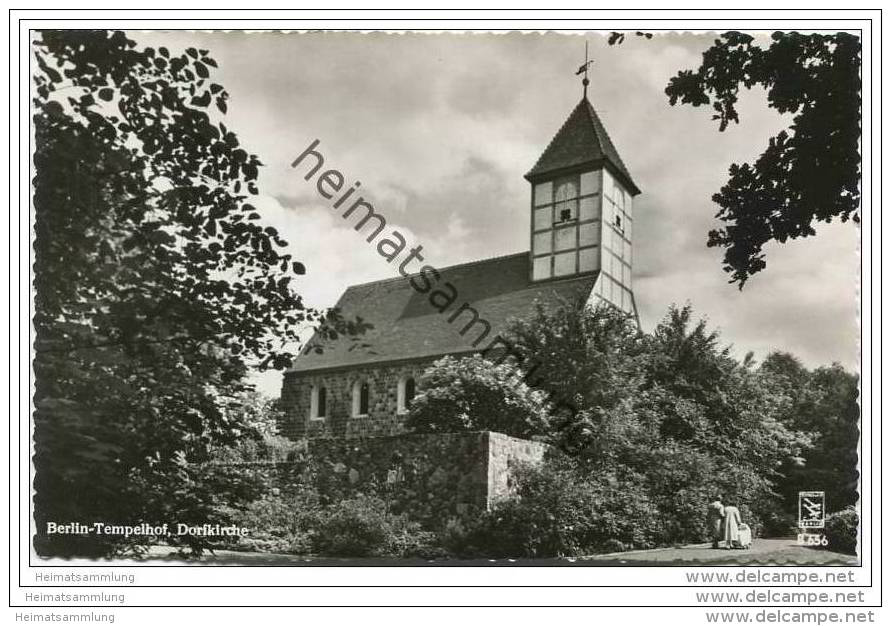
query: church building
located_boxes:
[280,90,640,441]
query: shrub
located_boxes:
[760,509,799,538]
[227,488,320,554]
[641,443,716,545]
[386,524,444,560]
[263,435,308,463]
[149,458,275,555]
[210,434,306,464]
[405,355,551,439]
[824,506,858,555]
[312,495,391,557]
[311,494,437,558]
[454,458,658,558]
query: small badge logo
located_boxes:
[798,491,826,529]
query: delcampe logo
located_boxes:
[798,491,826,529]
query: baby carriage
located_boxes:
[734,523,753,549]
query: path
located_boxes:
[140,538,857,566]
[577,538,857,566]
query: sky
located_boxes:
[131,30,861,397]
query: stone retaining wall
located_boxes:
[252,431,550,527]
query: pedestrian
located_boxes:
[722,498,743,549]
[707,495,725,549]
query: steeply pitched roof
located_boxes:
[289,252,598,373]
[525,97,640,196]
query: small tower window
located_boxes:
[352,380,370,417]
[554,177,579,223]
[397,376,417,414]
[309,385,327,420]
[615,214,622,230]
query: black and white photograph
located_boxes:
[28,25,864,573]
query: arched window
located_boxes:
[309,385,327,419]
[397,376,417,414]
[405,377,416,407]
[352,380,370,417]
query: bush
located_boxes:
[311,494,437,558]
[824,506,858,555]
[760,509,799,538]
[641,443,716,545]
[227,488,319,554]
[210,434,306,464]
[311,495,391,557]
[227,485,443,559]
[405,355,552,439]
[452,458,658,558]
[145,458,276,555]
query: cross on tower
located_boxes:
[576,40,594,99]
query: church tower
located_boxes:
[524,94,640,317]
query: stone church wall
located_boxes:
[276,357,552,526]
[278,359,438,440]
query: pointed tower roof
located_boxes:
[525,97,640,196]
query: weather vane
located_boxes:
[576,40,594,99]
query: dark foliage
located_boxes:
[405,355,552,440]
[664,31,861,286]
[403,302,830,550]
[310,495,436,558]
[607,31,653,46]
[222,478,321,555]
[823,506,858,555]
[505,303,812,538]
[452,458,657,558]
[759,353,860,514]
[31,30,364,557]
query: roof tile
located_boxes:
[525,98,640,195]
[290,252,597,372]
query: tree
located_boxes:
[759,354,859,514]
[404,355,552,439]
[31,30,362,556]
[502,300,645,441]
[501,302,811,535]
[663,31,861,286]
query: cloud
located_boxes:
[128,30,861,398]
